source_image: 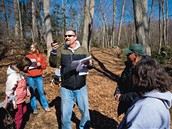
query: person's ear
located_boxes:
[74,35,77,40]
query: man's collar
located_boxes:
[65,40,81,53]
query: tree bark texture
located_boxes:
[43,0,53,59]
[133,0,151,56]
[112,0,116,47]
[14,0,19,38]
[82,0,94,51]
[31,0,38,42]
[117,0,126,46]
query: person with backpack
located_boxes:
[5,57,31,129]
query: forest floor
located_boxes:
[0,48,172,129]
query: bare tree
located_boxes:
[88,0,94,51]
[158,0,163,54]
[13,0,23,40]
[82,0,89,50]
[117,0,126,46]
[62,0,66,35]
[14,0,19,38]
[162,0,166,46]
[162,0,169,46]
[99,0,110,48]
[165,0,169,45]
[148,0,154,44]
[43,0,53,58]
[133,0,151,56]
[31,0,38,42]
[17,0,23,40]
[112,0,116,47]
[82,0,94,51]
[36,0,44,42]
[2,0,9,38]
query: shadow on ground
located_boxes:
[49,96,118,129]
[92,55,120,82]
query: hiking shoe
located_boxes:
[44,107,51,112]
[33,110,38,115]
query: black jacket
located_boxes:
[49,43,90,90]
[114,55,151,116]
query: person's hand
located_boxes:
[114,93,121,101]
[51,42,59,50]
[84,60,93,67]
[13,101,18,109]
[84,61,90,66]
[27,89,31,97]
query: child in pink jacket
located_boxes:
[6,57,31,129]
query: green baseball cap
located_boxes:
[124,44,145,55]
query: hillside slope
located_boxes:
[0,48,171,129]
[24,48,124,129]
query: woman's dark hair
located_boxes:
[17,57,31,71]
[133,58,171,96]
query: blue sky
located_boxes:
[18,0,172,19]
[15,0,172,29]
[50,0,172,23]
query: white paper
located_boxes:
[29,58,37,70]
[79,65,89,75]
[71,56,91,71]
[71,56,91,75]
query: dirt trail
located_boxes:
[1,48,171,129]
[23,49,125,129]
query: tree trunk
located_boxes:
[37,1,44,42]
[165,0,169,45]
[88,0,94,51]
[17,0,23,40]
[117,0,126,46]
[112,0,116,47]
[162,0,168,46]
[142,0,151,56]
[102,28,105,48]
[31,0,38,42]
[82,0,89,50]
[158,0,162,54]
[162,0,166,46]
[14,0,19,38]
[124,20,129,45]
[62,0,66,36]
[142,0,149,45]
[43,0,53,59]
[133,0,151,56]
[148,0,154,44]
[100,0,109,48]
[82,0,94,51]
[2,0,9,38]
[133,0,145,44]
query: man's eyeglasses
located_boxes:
[65,35,75,38]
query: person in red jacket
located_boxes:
[26,43,50,114]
